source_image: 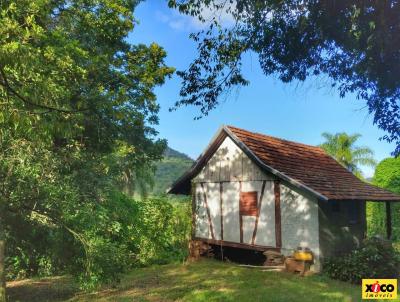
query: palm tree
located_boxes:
[320,132,377,178]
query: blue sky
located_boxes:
[130,1,395,177]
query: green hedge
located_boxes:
[323,238,400,284]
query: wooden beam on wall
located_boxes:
[194,237,281,252]
[220,182,224,241]
[251,180,267,245]
[239,181,243,243]
[191,182,196,240]
[274,180,282,248]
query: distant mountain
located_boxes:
[152,147,194,195]
[163,147,193,161]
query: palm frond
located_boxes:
[319,132,376,176]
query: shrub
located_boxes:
[5,191,191,290]
[69,193,191,289]
[323,237,400,284]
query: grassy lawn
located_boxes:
[7,259,390,302]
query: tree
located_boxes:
[374,158,400,195]
[368,158,400,239]
[0,0,174,299]
[169,0,400,155]
[319,132,376,178]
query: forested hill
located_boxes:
[152,147,194,194]
[163,147,193,160]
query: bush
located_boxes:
[5,213,73,280]
[68,193,191,289]
[5,191,191,290]
[323,237,400,284]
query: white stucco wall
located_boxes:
[280,184,320,269]
[194,184,210,239]
[254,181,276,247]
[195,180,278,246]
[221,182,240,242]
[206,182,222,241]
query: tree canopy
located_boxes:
[368,157,400,240]
[319,132,376,178]
[374,157,400,194]
[169,0,400,155]
[0,0,175,296]
[1,0,174,152]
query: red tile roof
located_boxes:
[227,126,399,201]
[169,125,400,201]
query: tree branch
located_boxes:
[0,66,89,114]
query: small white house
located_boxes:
[169,126,400,270]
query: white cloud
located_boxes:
[155,2,236,32]
[188,4,236,29]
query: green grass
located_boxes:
[7,259,393,302]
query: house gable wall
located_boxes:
[192,137,322,270]
[193,136,273,182]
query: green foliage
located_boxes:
[323,238,400,284]
[170,0,400,155]
[131,195,191,266]
[367,157,400,239]
[373,158,400,194]
[72,194,190,289]
[0,0,176,293]
[152,147,194,195]
[1,0,174,148]
[319,132,376,178]
[0,0,174,208]
[6,192,191,290]
[366,201,386,238]
[5,216,74,280]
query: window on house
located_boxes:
[331,200,341,213]
[240,191,258,216]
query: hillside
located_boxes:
[152,146,194,195]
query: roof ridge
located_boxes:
[170,125,400,201]
[226,125,324,151]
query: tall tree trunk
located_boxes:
[0,215,6,302]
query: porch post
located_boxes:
[386,201,392,240]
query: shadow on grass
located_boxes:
[7,276,79,302]
[7,259,363,302]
